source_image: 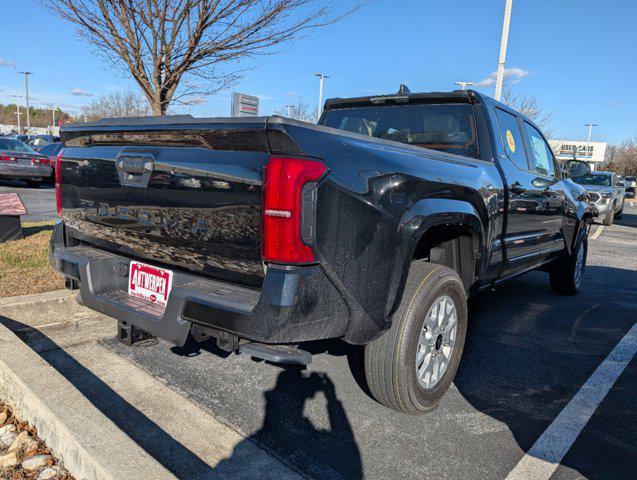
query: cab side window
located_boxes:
[494,108,528,171]
[523,122,557,178]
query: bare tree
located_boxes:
[80,91,151,120]
[501,86,554,138]
[604,136,637,176]
[41,0,366,115]
[274,99,316,123]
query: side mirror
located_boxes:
[566,160,590,178]
[532,177,555,188]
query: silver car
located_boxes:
[0,137,52,188]
[573,171,625,225]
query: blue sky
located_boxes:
[0,0,635,144]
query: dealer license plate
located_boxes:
[128,261,173,307]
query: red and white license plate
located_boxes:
[128,261,173,307]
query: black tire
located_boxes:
[602,207,614,226]
[25,179,41,188]
[615,201,624,219]
[364,262,467,415]
[550,231,587,295]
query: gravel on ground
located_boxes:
[0,402,73,480]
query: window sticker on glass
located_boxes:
[530,136,550,174]
[506,130,516,153]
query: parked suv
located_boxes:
[573,171,624,225]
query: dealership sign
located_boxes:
[231,92,259,117]
[549,140,607,164]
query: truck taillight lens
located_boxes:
[55,149,65,218]
[262,156,326,264]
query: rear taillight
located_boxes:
[55,149,65,218]
[0,155,16,162]
[262,156,326,264]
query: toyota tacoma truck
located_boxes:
[50,87,594,414]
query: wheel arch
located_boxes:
[385,198,486,319]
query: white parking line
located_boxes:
[505,322,637,480]
[590,225,604,240]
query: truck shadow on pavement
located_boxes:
[449,265,637,479]
[616,211,637,227]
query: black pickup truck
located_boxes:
[50,87,594,414]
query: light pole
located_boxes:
[10,95,22,132]
[494,0,513,101]
[454,81,475,90]
[283,104,293,117]
[315,73,329,120]
[18,71,33,131]
[585,123,598,166]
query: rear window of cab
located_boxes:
[321,103,479,159]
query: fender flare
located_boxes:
[384,198,486,318]
[571,202,595,253]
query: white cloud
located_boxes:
[255,94,276,101]
[70,88,94,97]
[474,67,531,88]
[0,59,16,68]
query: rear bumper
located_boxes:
[0,164,52,179]
[50,222,349,346]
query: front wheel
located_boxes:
[364,262,467,415]
[603,207,615,226]
[550,231,587,295]
[25,179,41,188]
[615,201,624,219]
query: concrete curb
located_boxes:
[0,289,74,308]
[0,319,176,480]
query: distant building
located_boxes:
[549,140,607,171]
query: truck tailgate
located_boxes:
[59,120,271,287]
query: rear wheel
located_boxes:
[364,262,467,414]
[550,231,587,295]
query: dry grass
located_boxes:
[0,222,65,298]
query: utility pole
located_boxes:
[585,123,598,164]
[494,0,513,101]
[52,108,56,128]
[454,81,475,90]
[10,95,22,132]
[18,71,33,131]
[314,73,329,120]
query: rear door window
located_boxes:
[494,108,528,170]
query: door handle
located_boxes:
[509,181,526,194]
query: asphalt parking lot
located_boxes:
[103,205,637,480]
[0,179,56,222]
